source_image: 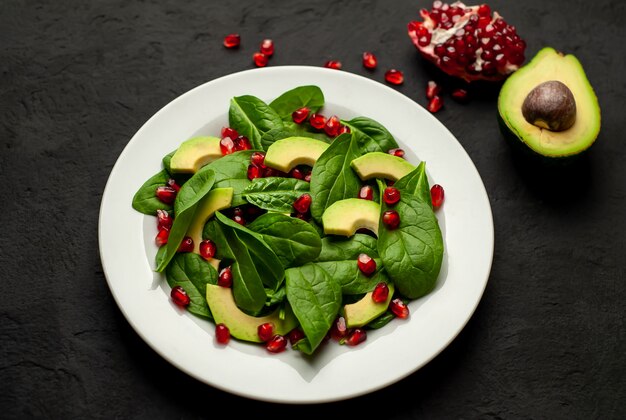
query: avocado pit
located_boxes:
[522,80,577,132]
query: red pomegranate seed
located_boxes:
[294,212,309,221]
[170,285,190,307]
[428,95,443,113]
[338,125,351,135]
[290,167,304,179]
[253,52,268,67]
[250,151,266,168]
[345,329,367,346]
[293,193,312,214]
[199,239,217,259]
[383,187,401,205]
[304,172,312,183]
[155,185,177,204]
[234,135,252,151]
[477,4,491,17]
[371,282,390,303]
[390,298,410,319]
[358,185,374,201]
[292,107,310,124]
[266,334,288,353]
[247,164,262,180]
[362,51,377,69]
[260,39,274,56]
[232,215,245,225]
[382,210,400,230]
[155,229,169,247]
[309,113,326,130]
[324,115,341,137]
[218,266,233,288]
[232,207,244,218]
[387,148,405,158]
[426,80,441,99]
[288,328,305,346]
[431,184,445,209]
[451,88,469,102]
[220,137,235,155]
[330,316,347,341]
[215,323,230,344]
[178,236,194,253]
[357,253,377,276]
[324,60,342,70]
[221,127,239,139]
[385,69,404,85]
[156,209,173,231]
[223,34,240,49]
[257,322,275,342]
[166,178,180,192]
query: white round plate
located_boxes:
[99,66,494,404]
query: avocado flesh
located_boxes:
[322,198,380,236]
[206,284,298,343]
[498,47,601,158]
[351,152,415,181]
[344,283,394,328]
[264,137,330,172]
[170,136,222,173]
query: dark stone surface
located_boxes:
[1,0,624,418]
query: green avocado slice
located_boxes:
[264,136,330,172]
[344,283,394,328]
[350,152,415,181]
[170,136,222,173]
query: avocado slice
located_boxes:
[170,136,222,173]
[264,137,329,172]
[498,47,601,158]
[344,283,394,328]
[351,152,415,181]
[322,198,380,236]
[205,284,298,343]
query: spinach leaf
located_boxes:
[316,233,378,260]
[165,253,218,319]
[202,150,255,207]
[394,162,431,208]
[247,213,322,268]
[162,150,176,174]
[343,116,399,153]
[269,85,324,119]
[260,126,331,151]
[229,95,283,149]
[155,169,216,272]
[376,179,387,204]
[378,192,443,299]
[286,264,341,355]
[242,177,310,213]
[365,311,395,329]
[132,170,172,215]
[309,133,361,223]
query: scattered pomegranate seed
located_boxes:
[293,193,312,214]
[232,207,244,218]
[387,148,405,158]
[257,322,275,342]
[362,51,377,69]
[428,95,443,113]
[221,127,239,139]
[264,167,286,178]
[451,88,469,102]
[345,328,367,346]
[223,34,240,49]
[385,69,404,85]
[371,282,390,303]
[324,60,342,70]
[234,135,252,151]
[199,239,217,260]
[156,209,173,231]
[253,52,268,67]
[166,178,181,192]
[220,137,236,155]
[260,39,274,56]
[232,215,245,225]
[247,164,262,181]
[324,115,341,137]
[292,107,310,124]
[218,266,233,288]
[250,151,266,168]
[357,253,377,276]
[330,316,347,341]
[304,172,312,183]
[266,334,288,353]
[155,185,177,205]
[290,167,303,179]
[288,328,305,346]
[309,113,326,130]
[383,187,401,205]
[358,185,374,201]
[338,125,351,135]
[215,323,230,344]
[431,184,445,209]
[170,285,190,307]
[155,229,169,247]
[426,80,442,99]
[390,298,410,319]
[382,210,400,230]
[178,236,194,253]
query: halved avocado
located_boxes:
[264,137,329,172]
[322,198,380,236]
[351,152,415,181]
[498,47,601,158]
[170,136,222,173]
[344,283,394,328]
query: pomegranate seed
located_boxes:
[215,323,230,344]
[358,185,374,201]
[330,316,347,341]
[250,151,266,168]
[324,115,341,137]
[362,51,377,69]
[221,127,239,139]
[178,236,194,253]
[309,113,326,130]
[166,178,180,192]
[266,334,288,353]
[155,185,177,204]
[223,34,240,49]
[345,329,367,346]
[260,39,274,56]
[257,322,275,342]
[388,148,405,158]
[433,1,443,10]
[389,298,410,319]
[233,207,244,218]
[232,215,245,226]
[451,88,469,102]
[428,95,443,113]
[253,52,268,67]
[372,282,390,303]
[199,239,217,260]
[234,135,252,151]
[220,137,235,155]
[324,60,342,70]
[247,164,262,180]
[338,125,351,135]
[426,80,441,99]
[292,107,310,124]
[293,193,312,214]
[218,266,233,288]
[170,285,190,307]
[383,187,401,205]
[155,229,169,247]
[382,210,400,230]
[294,212,309,221]
[357,253,377,276]
[384,69,404,85]
[290,167,304,179]
[288,328,305,346]
[304,172,312,183]
[431,184,445,209]
[156,209,173,231]
[477,4,491,17]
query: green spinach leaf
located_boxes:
[269,85,324,119]
[229,95,283,149]
[201,150,255,206]
[242,177,310,213]
[132,170,172,215]
[165,253,218,319]
[393,161,431,208]
[344,116,399,153]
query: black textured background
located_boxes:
[1,0,625,418]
